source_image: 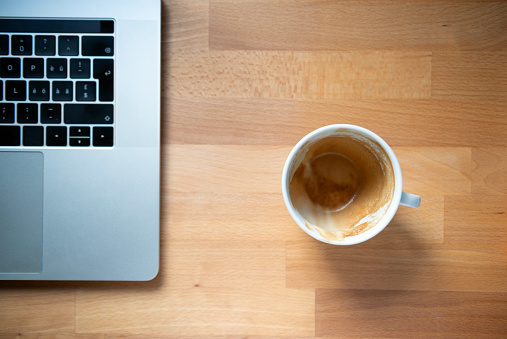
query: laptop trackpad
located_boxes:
[0,152,43,273]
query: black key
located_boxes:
[76,81,96,101]
[46,126,67,146]
[35,35,55,56]
[23,58,44,78]
[0,19,113,34]
[58,36,79,56]
[70,137,90,146]
[0,35,8,55]
[0,126,20,146]
[41,104,61,124]
[23,126,43,146]
[53,81,73,101]
[82,36,114,56]
[6,80,26,101]
[1,58,21,78]
[47,58,67,78]
[93,127,113,146]
[70,126,90,137]
[0,103,15,123]
[93,59,114,101]
[69,126,91,146]
[64,104,113,124]
[17,103,38,123]
[29,81,50,101]
[11,35,32,55]
[70,59,91,79]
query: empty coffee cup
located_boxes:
[282,124,420,245]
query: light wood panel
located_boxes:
[316,289,507,338]
[166,98,507,147]
[0,287,75,334]
[444,195,507,248]
[472,147,507,195]
[170,51,431,99]
[166,145,288,193]
[432,52,507,99]
[163,240,286,288]
[75,287,315,336]
[164,192,294,241]
[210,1,507,51]
[163,0,209,52]
[395,147,471,195]
[286,235,507,292]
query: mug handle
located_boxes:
[400,192,421,208]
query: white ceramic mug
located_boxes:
[282,124,420,245]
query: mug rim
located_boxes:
[281,124,403,245]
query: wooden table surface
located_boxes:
[2,0,507,337]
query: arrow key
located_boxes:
[70,126,90,137]
[47,126,67,146]
[70,137,90,146]
[93,127,113,147]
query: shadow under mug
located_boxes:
[282,124,420,245]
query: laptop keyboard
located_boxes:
[0,19,115,147]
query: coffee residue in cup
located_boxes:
[288,133,395,240]
[302,152,360,211]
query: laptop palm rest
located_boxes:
[0,152,43,274]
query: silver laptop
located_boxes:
[0,0,160,280]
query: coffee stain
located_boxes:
[289,131,395,242]
[302,152,360,211]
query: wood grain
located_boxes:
[163,240,286,288]
[163,0,209,52]
[473,147,507,195]
[316,289,507,338]
[394,147,471,195]
[2,0,507,337]
[286,235,507,292]
[0,288,75,334]
[170,51,431,99]
[75,287,315,336]
[167,98,507,147]
[164,192,296,242]
[432,52,507,99]
[166,145,288,193]
[210,1,507,51]
[444,195,507,248]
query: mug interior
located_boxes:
[282,125,402,245]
